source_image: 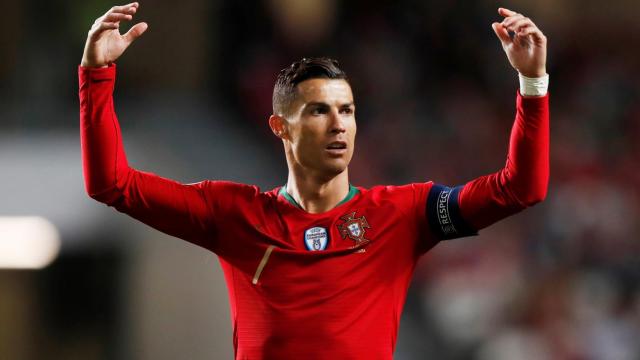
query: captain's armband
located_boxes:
[426,184,478,240]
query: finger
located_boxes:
[89,21,119,39]
[95,3,138,26]
[492,22,511,44]
[514,23,534,35]
[502,14,525,28]
[104,12,133,23]
[123,22,148,44]
[498,7,518,18]
[107,2,139,16]
[504,17,534,33]
[98,21,119,31]
[517,26,547,44]
[514,22,538,34]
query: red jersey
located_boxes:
[79,64,549,359]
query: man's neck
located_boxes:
[285,169,350,214]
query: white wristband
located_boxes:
[519,73,549,96]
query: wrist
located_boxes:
[519,73,549,97]
[80,58,108,68]
[519,69,546,78]
[80,63,109,68]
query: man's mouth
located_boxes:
[326,141,347,149]
[325,141,347,155]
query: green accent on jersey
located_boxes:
[337,184,359,206]
[279,186,301,208]
[279,184,360,210]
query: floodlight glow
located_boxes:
[0,216,61,269]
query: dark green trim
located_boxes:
[279,185,302,209]
[279,184,360,210]
[337,184,359,206]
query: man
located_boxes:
[79,2,549,359]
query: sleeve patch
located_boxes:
[426,184,478,240]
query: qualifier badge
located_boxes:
[304,227,329,251]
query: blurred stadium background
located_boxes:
[1,0,639,359]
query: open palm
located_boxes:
[81,2,148,67]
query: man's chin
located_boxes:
[306,158,348,179]
[322,161,349,177]
[297,156,350,179]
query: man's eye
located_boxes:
[340,108,353,115]
[311,108,327,115]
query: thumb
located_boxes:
[492,22,511,44]
[123,22,148,44]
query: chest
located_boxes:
[219,200,422,283]
[261,201,417,251]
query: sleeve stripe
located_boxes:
[426,184,478,240]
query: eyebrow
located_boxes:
[304,102,355,108]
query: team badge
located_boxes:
[337,211,371,247]
[304,227,329,251]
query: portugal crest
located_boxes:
[337,211,371,246]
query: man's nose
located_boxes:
[329,110,346,133]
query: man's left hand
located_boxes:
[492,8,547,78]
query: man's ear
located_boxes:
[269,114,289,140]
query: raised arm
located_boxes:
[79,3,215,250]
[461,8,549,229]
[427,9,549,239]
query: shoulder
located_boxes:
[361,182,435,202]
[196,180,278,205]
[355,182,435,219]
[199,180,259,194]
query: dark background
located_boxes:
[1,0,639,359]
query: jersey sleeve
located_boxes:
[425,91,549,240]
[79,64,243,252]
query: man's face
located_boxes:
[283,78,356,178]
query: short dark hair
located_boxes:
[272,57,349,116]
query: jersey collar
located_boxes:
[279,184,360,210]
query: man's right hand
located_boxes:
[81,2,148,68]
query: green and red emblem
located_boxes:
[338,211,371,245]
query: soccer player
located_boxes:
[79,2,549,359]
